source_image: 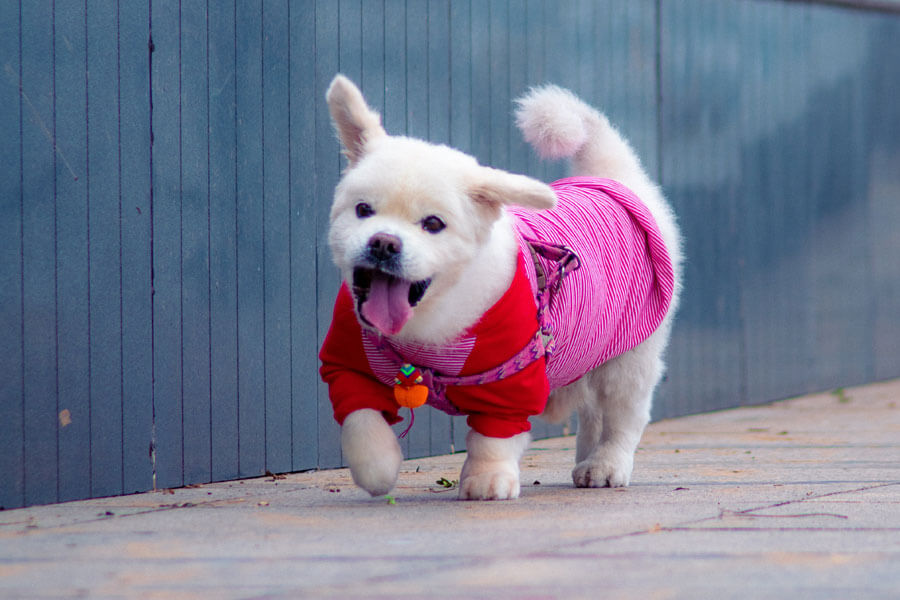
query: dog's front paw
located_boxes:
[572,446,634,488]
[341,409,403,496]
[457,430,530,501]
[459,468,520,500]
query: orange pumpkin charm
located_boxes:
[393,364,429,409]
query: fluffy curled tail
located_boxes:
[514,85,644,182]
[514,85,594,160]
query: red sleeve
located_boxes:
[319,285,402,427]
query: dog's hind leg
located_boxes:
[541,377,589,425]
[572,329,667,488]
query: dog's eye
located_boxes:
[355,202,375,219]
[421,215,446,234]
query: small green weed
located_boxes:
[832,388,851,404]
[435,477,458,489]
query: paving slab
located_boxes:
[1,379,898,599]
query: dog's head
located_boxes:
[325,75,556,339]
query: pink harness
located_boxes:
[364,239,579,418]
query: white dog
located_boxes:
[319,75,682,500]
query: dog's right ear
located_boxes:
[326,74,387,165]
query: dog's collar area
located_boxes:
[365,238,579,419]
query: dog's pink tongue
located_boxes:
[360,274,413,336]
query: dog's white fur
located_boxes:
[326,75,682,500]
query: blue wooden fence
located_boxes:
[2,0,899,509]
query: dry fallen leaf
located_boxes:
[58,409,72,427]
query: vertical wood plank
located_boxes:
[120,0,154,496]
[151,0,185,489]
[524,0,545,181]
[290,0,320,471]
[87,1,125,498]
[315,0,343,468]
[470,1,490,166]
[807,7,872,391]
[208,0,240,482]
[180,0,212,484]
[657,0,744,418]
[507,0,528,177]
[382,0,406,136]
[737,1,815,404]
[21,0,58,507]
[488,0,509,170]
[869,15,900,381]
[360,0,385,112]
[54,0,90,503]
[235,0,266,478]
[262,0,293,474]
[0,0,25,510]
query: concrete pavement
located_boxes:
[1,379,898,599]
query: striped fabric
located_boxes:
[362,334,476,385]
[509,176,675,389]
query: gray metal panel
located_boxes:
[868,16,900,380]
[87,3,125,499]
[657,0,746,418]
[736,1,818,403]
[234,0,267,479]
[0,0,25,511]
[262,0,294,476]
[54,1,90,504]
[150,0,185,490]
[291,0,321,471]
[119,1,154,497]
[208,0,241,483]
[180,0,212,485]
[806,6,874,390]
[655,0,900,419]
[206,0,239,483]
[180,0,213,486]
[20,0,58,508]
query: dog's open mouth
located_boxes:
[352,267,431,336]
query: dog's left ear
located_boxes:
[469,167,557,216]
[326,74,387,165]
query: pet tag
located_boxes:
[393,363,429,409]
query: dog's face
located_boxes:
[326,75,556,338]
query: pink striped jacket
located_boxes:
[510,176,675,389]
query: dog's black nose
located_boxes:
[367,233,402,262]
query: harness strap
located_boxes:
[368,239,580,415]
